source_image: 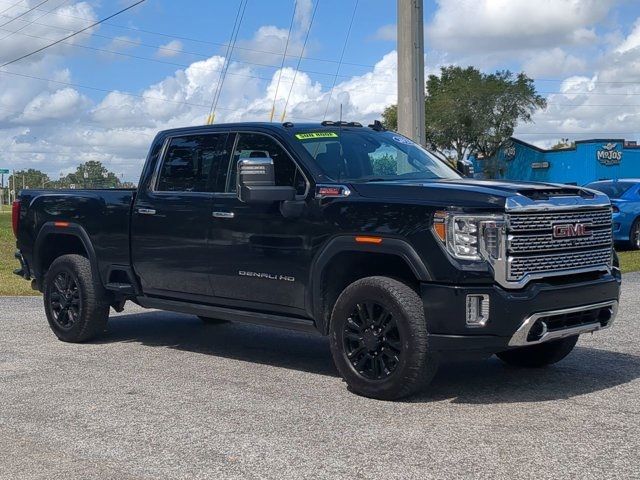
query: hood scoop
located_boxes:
[517,187,595,201]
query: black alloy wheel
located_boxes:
[49,271,82,331]
[43,254,110,343]
[343,301,402,380]
[329,276,439,400]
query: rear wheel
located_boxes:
[329,276,439,400]
[629,219,640,250]
[43,254,110,343]
[496,335,579,368]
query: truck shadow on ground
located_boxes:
[101,310,640,404]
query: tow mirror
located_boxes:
[237,158,296,204]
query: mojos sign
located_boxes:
[597,143,622,166]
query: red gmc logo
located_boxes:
[553,223,592,239]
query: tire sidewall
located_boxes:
[43,255,99,342]
[329,277,433,399]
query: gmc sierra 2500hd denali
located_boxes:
[13,121,621,400]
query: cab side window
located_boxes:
[228,133,306,195]
[157,133,230,192]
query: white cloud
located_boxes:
[373,24,396,42]
[155,40,183,58]
[522,48,588,77]
[428,0,615,53]
[19,88,90,122]
[615,18,640,53]
[0,1,98,65]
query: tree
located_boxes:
[551,138,574,150]
[57,161,122,189]
[381,66,546,178]
[8,169,50,190]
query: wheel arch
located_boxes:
[309,236,432,335]
[33,222,101,291]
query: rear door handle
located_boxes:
[212,211,235,219]
[137,208,156,215]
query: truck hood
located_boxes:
[350,179,592,210]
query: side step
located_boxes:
[137,296,318,334]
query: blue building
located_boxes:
[471,138,640,185]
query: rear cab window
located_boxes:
[156,133,230,192]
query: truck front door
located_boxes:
[131,132,231,300]
[208,131,316,315]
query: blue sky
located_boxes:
[66,0,405,104]
[1,0,640,181]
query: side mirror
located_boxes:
[237,158,296,203]
[456,159,475,178]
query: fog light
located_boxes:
[466,294,490,327]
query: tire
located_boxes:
[629,219,640,251]
[329,276,439,400]
[496,335,579,368]
[43,254,110,343]
[198,316,229,325]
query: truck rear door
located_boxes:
[131,132,231,300]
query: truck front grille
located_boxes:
[506,208,613,283]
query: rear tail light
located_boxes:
[11,200,20,238]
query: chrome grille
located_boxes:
[508,209,612,232]
[508,248,612,281]
[506,207,613,283]
[509,228,612,253]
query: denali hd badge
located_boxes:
[238,271,295,282]
[552,223,592,239]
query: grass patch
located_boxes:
[618,250,640,274]
[0,211,37,296]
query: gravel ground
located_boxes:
[1,275,639,480]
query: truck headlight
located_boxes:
[433,211,505,262]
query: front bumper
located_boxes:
[422,273,621,355]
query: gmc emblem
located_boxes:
[553,223,592,239]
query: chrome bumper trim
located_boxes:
[508,300,618,347]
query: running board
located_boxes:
[137,296,319,334]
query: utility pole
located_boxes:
[397,0,425,145]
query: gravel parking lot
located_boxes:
[1,275,639,480]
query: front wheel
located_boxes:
[43,254,110,343]
[496,335,579,368]
[329,276,439,400]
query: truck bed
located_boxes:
[16,189,136,286]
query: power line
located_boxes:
[0,0,68,43]
[11,3,379,70]
[281,0,320,122]
[208,0,247,124]
[323,0,358,120]
[0,0,27,17]
[0,0,146,68]
[270,1,297,122]
[0,0,48,29]
[0,22,390,86]
[207,0,245,125]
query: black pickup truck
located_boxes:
[12,121,621,400]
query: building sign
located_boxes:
[531,161,550,169]
[597,143,622,166]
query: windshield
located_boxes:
[586,181,635,198]
[295,129,461,182]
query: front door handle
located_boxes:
[137,208,156,215]
[212,211,235,219]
